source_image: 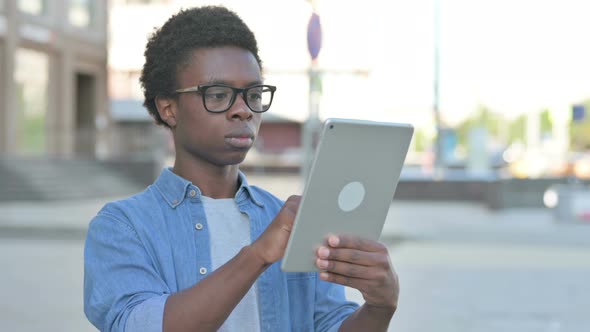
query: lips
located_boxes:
[225,129,255,149]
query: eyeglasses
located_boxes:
[175,84,277,113]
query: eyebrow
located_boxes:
[203,78,263,87]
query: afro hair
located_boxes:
[139,6,262,127]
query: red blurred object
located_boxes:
[578,211,590,221]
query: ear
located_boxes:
[155,95,177,128]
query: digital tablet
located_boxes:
[280,118,414,272]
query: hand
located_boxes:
[316,235,399,312]
[250,195,301,266]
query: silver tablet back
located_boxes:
[281,118,414,272]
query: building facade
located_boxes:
[0,0,108,158]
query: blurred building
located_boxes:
[107,0,176,161]
[0,0,108,158]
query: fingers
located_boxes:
[282,195,301,215]
[326,234,386,253]
[317,258,376,279]
[316,247,391,273]
[316,235,399,310]
[319,269,398,310]
[315,236,392,280]
[318,270,391,292]
[316,236,390,270]
[317,247,382,266]
[319,271,368,289]
[251,195,301,265]
[276,195,301,231]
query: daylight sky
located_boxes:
[110,0,590,127]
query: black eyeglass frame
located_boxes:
[174,84,277,113]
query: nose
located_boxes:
[226,93,253,120]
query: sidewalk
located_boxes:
[1,173,590,245]
[0,197,111,238]
[2,191,589,249]
[384,201,590,248]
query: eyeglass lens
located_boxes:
[203,86,273,112]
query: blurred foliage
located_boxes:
[413,129,428,152]
[540,109,553,135]
[508,114,526,143]
[456,105,504,147]
[455,106,554,149]
[424,102,590,153]
[451,102,590,152]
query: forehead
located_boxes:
[177,46,262,86]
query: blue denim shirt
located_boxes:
[84,168,358,332]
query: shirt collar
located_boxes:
[154,168,192,208]
[236,171,265,207]
[154,167,264,208]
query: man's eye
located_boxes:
[248,92,262,100]
[206,92,229,100]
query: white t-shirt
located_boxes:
[201,196,261,332]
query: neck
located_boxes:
[172,155,240,199]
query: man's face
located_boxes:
[172,46,263,167]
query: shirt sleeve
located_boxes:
[84,210,171,332]
[125,295,169,332]
[314,278,360,332]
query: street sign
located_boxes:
[307,13,322,60]
[572,104,585,122]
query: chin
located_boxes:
[221,152,248,166]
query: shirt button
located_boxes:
[189,190,196,197]
[172,199,178,205]
[199,267,207,275]
[195,223,203,230]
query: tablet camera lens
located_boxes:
[329,125,334,129]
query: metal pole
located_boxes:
[302,5,322,186]
[433,0,443,173]
[302,63,320,184]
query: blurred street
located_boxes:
[1,174,590,332]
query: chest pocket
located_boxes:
[286,272,316,332]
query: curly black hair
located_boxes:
[140,6,262,127]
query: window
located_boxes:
[14,48,49,155]
[18,0,46,16]
[69,0,94,28]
